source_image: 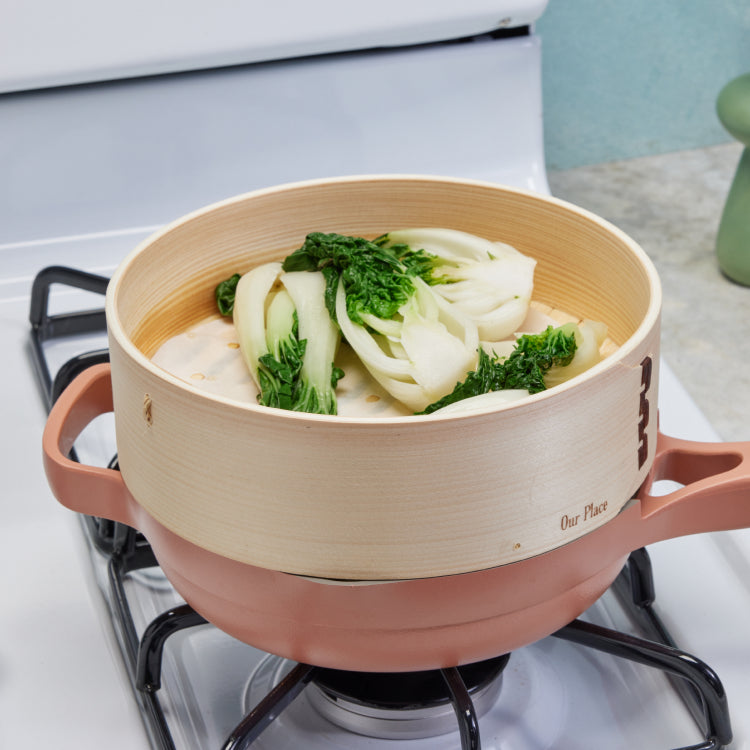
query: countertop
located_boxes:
[549,142,749,442]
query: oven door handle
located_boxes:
[43,362,135,527]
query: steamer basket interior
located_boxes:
[109,177,658,366]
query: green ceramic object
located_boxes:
[716,73,750,285]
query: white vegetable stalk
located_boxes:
[429,389,530,416]
[544,320,608,388]
[280,270,340,402]
[233,261,283,392]
[336,276,479,412]
[265,289,296,358]
[385,228,536,341]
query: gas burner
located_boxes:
[239,651,563,750]
[306,656,510,740]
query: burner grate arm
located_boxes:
[553,618,731,750]
[441,666,482,750]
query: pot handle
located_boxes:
[637,431,750,541]
[43,362,135,527]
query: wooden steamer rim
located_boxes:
[104,175,663,581]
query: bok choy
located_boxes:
[224,262,343,414]
[379,228,536,342]
[215,228,607,416]
[283,231,479,412]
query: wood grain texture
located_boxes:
[105,176,661,580]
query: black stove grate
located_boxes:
[29,266,733,750]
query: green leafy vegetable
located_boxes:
[281,231,439,324]
[215,273,241,316]
[502,323,578,391]
[419,324,577,414]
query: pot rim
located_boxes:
[104,173,662,426]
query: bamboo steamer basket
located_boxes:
[102,175,660,581]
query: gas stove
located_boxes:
[13,263,747,750]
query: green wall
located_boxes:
[537,1,750,169]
